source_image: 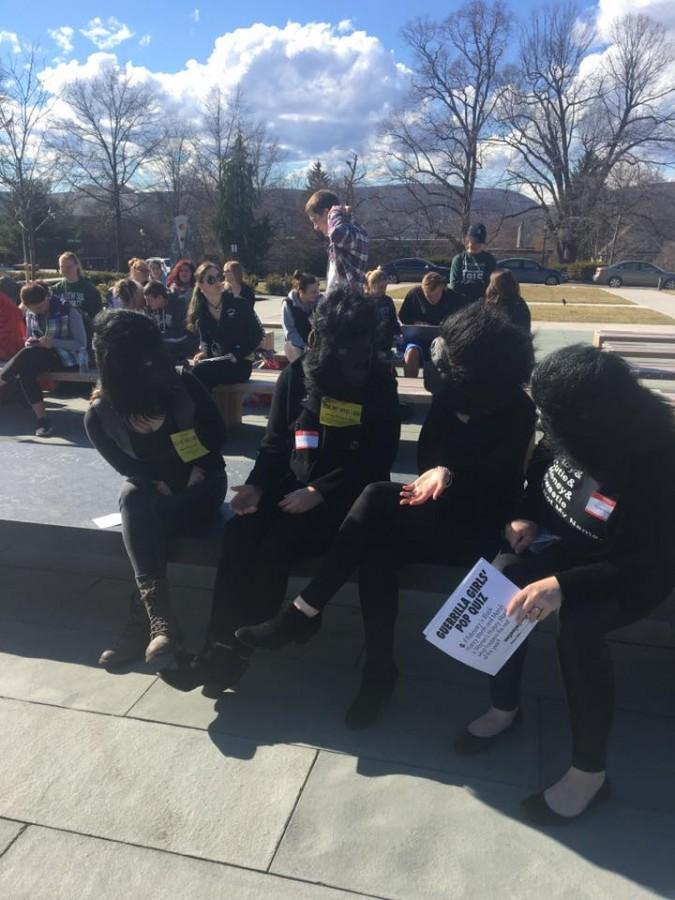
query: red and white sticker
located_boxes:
[585,492,617,522]
[295,430,319,450]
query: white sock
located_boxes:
[293,595,320,618]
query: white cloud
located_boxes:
[48,26,75,56]
[191,9,200,24]
[80,17,134,50]
[0,31,21,53]
[596,0,675,37]
[40,22,411,167]
[139,35,152,47]
[337,19,354,34]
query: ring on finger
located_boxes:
[530,605,543,620]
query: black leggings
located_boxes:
[207,499,345,645]
[119,471,227,583]
[1,346,71,405]
[192,357,252,388]
[300,481,504,665]
[489,547,665,772]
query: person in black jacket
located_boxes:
[398,271,467,377]
[237,304,536,728]
[143,280,192,363]
[484,269,531,332]
[187,261,263,387]
[456,346,675,824]
[163,289,401,696]
[85,309,227,668]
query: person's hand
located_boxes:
[187,466,205,488]
[193,351,207,362]
[231,484,263,515]
[506,576,562,624]
[37,336,53,348]
[153,480,173,496]
[400,467,451,506]
[223,353,236,363]
[278,486,324,514]
[504,519,539,554]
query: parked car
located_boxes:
[496,258,566,286]
[593,261,675,289]
[380,257,450,284]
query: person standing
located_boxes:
[305,190,368,293]
[450,224,497,304]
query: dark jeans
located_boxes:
[119,470,227,583]
[301,481,504,665]
[1,346,72,405]
[192,357,252,388]
[207,498,345,645]
[489,546,665,772]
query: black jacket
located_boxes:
[246,359,401,510]
[196,292,264,361]
[399,286,467,326]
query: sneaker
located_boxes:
[35,418,53,437]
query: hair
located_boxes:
[532,345,674,478]
[305,190,340,216]
[485,269,522,305]
[223,260,244,283]
[112,278,144,311]
[292,269,318,294]
[421,271,444,291]
[20,282,49,306]
[186,261,221,330]
[91,308,177,415]
[431,303,534,413]
[143,280,169,301]
[58,251,82,276]
[302,288,379,396]
[365,268,388,291]
[128,257,147,272]
[167,258,195,288]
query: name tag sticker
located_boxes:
[170,428,209,463]
[295,430,319,450]
[585,492,617,522]
[319,397,363,428]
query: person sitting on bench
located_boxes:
[162,288,401,697]
[398,272,465,377]
[282,270,320,362]
[0,282,86,437]
[236,304,536,728]
[85,309,227,669]
[187,261,264,388]
[365,267,401,360]
[143,280,191,364]
[455,345,675,825]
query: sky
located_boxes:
[2,0,674,181]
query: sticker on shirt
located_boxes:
[170,428,209,462]
[584,492,617,522]
[319,397,362,428]
[295,430,319,450]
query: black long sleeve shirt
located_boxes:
[196,292,264,361]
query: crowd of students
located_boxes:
[1,190,673,828]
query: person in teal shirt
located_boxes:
[52,251,102,346]
[450,223,497,303]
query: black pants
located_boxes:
[207,498,345,644]
[192,358,252,388]
[1,346,72,405]
[301,481,504,665]
[488,546,665,772]
[119,471,227,583]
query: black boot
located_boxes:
[98,590,149,668]
[161,640,251,696]
[235,597,322,650]
[345,659,399,730]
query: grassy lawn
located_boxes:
[528,305,675,325]
[387,283,631,305]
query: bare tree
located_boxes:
[0,47,56,275]
[382,1,512,248]
[341,152,367,209]
[498,8,675,262]
[50,63,161,270]
[154,119,194,218]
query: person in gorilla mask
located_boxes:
[162,289,401,697]
[85,309,227,668]
[236,304,536,728]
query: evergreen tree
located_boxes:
[215,131,272,273]
[306,160,332,193]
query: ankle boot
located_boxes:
[98,590,149,668]
[139,578,176,663]
[345,659,399,730]
[160,640,251,696]
[235,597,322,650]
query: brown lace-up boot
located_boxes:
[139,578,176,664]
[98,590,149,668]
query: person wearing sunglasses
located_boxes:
[186,261,264,388]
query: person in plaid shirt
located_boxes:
[305,190,369,293]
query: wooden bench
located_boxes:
[593,329,675,384]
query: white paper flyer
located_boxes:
[423,558,537,676]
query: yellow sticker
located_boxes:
[319,397,363,428]
[170,428,209,462]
